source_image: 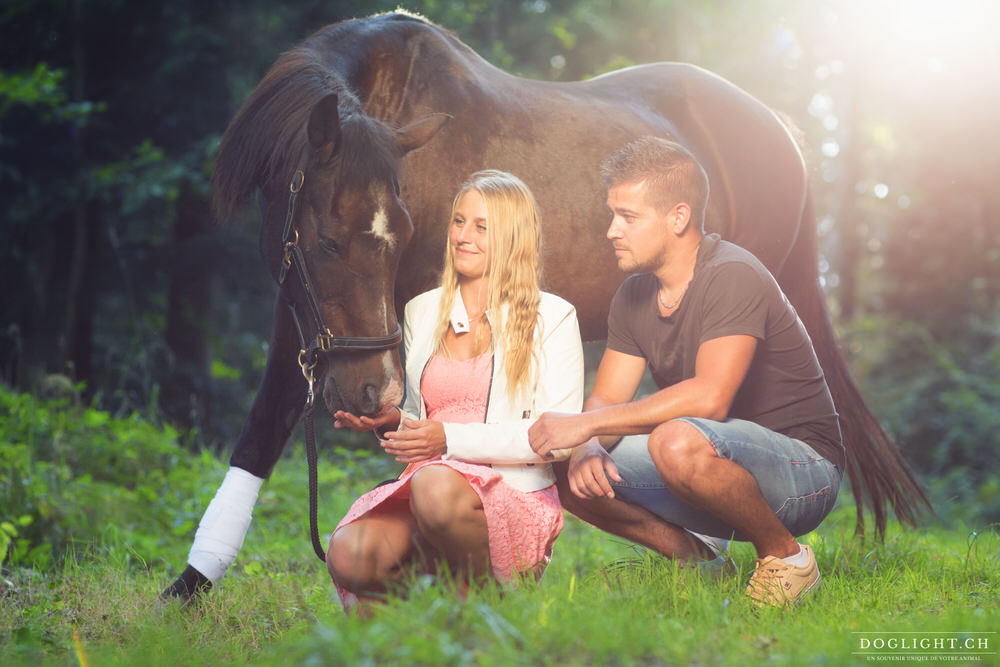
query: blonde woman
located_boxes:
[327,170,584,609]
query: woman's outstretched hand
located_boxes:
[333,406,401,433]
[381,419,447,463]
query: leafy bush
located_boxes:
[0,384,401,572]
[0,385,225,569]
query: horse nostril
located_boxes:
[361,384,379,415]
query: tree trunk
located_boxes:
[163,183,215,442]
[62,0,92,385]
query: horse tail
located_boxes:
[778,188,933,540]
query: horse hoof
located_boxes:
[160,565,212,605]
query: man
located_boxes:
[528,137,844,607]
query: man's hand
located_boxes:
[333,406,400,433]
[528,412,593,458]
[567,440,623,499]
[381,419,447,463]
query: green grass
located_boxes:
[2,441,998,667]
[1,387,996,665]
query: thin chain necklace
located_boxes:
[658,283,688,311]
[658,242,700,312]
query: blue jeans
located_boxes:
[608,418,841,541]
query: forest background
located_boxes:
[1,0,999,614]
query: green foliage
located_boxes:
[0,384,397,571]
[844,313,1000,523]
[0,1,271,447]
[0,62,107,128]
[91,138,207,217]
[0,384,223,569]
[0,64,67,114]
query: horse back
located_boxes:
[388,50,810,338]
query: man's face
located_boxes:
[606,180,671,273]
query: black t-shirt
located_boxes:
[607,234,845,470]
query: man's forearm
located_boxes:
[582,395,626,449]
[582,376,725,441]
[531,371,728,457]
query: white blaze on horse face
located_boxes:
[367,187,397,249]
[380,351,404,408]
[371,208,394,245]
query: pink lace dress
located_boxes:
[331,351,563,607]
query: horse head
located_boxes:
[211,45,449,419]
[262,93,448,417]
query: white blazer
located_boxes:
[397,286,585,492]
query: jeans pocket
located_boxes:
[776,485,834,537]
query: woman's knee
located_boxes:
[409,466,478,533]
[327,524,376,590]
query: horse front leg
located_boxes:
[161,292,307,602]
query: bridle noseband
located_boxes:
[277,169,403,405]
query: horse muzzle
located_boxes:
[318,348,404,417]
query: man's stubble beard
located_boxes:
[617,251,663,275]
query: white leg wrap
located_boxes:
[186,466,264,583]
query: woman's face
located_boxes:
[449,189,490,279]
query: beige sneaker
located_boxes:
[746,544,820,607]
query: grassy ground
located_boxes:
[2,443,998,666]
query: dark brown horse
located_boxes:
[163,11,927,601]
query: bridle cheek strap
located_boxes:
[275,168,403,563]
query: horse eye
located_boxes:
[318,236,341,256]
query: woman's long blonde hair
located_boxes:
[434,170,542,400]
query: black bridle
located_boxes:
[277,169,403,561]
[278,169,403,403]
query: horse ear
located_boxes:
[307,93,342,163]
[395,113,452,155]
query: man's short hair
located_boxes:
[600,137,709,231]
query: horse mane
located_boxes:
[371,9,461,40]
[211,46,398,223]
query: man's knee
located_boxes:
[409,466,477,533]
[648,420,715,486]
